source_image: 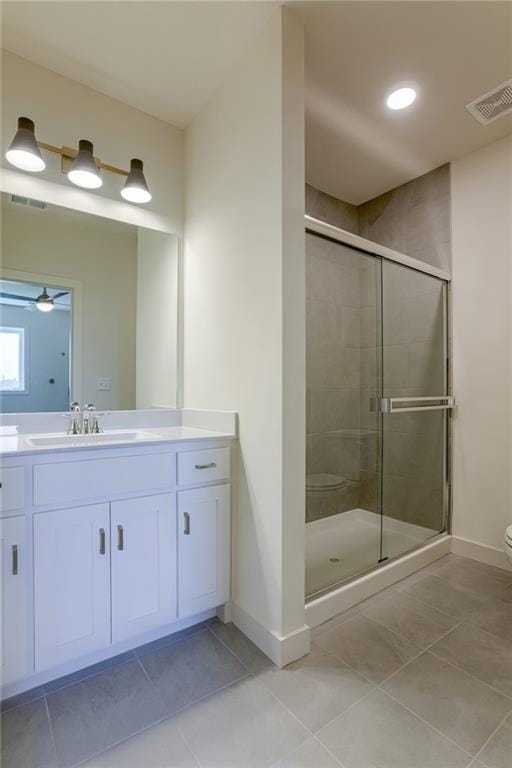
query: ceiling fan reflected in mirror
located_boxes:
[0,287,70,313]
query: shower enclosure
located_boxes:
[305,220,452,599]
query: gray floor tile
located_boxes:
[383,652,512,755]
[46,659,167,768]
[467,599,512,644]
[310,606,362,641]
[139,629,247,716]
[361,590,459,648]
[44,651,136,694]
[434,558,512,599]
[1,697,56,768]
[274,737,341,768]
[431,622,512,698]
[82,717,198,767]
[502,583,512,602]
[400,573,487,617]
[317,688,469,768]
[315,614,420,683]
[208,619,274,674]
[258,643,372,732]
[478,712,512,768]
[134,622,211,657]
[176,676,309,768]
[1,685,46,713]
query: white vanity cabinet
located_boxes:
[178,484,231,618]
[1,515,27,685]
[34,503,111,670]
[111,493,177,643]
[0,435,234,698]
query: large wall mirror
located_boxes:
[0,192,180,413]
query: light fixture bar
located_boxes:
[37,141,129,177]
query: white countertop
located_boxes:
[0,425,236,459]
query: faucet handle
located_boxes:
[84,403,96,411]
[70,401,81,412]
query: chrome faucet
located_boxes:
[66,402,103,434]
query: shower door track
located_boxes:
[304,214,452,282]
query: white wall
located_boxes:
[451,135,512,560]
[2,201,137,411]
[136,229,179,409]
[184,7,306,657]
[1,50,184,235]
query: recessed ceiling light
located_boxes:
[386,87,417,110]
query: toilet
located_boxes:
[505,525,512,564]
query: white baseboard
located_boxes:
[305,535,451,628]
[451,535,512,572]
[231,603,310,668]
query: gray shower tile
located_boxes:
[400,573,487,617]
[361,591,459,648]
[314,614,420,683]
[139,629,247,716]
[258,643,372,732]
[274,737,342,768]
[477,712,512,768]
[208,619,273,675]
[317,688,468,768]
[175,676,309,768]
[383,652,512,755]
[1,697,56,768]
[46,659,166,767]
[430,622,512,698]
[82,717,198,768]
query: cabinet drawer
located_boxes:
[33,453,175,507]
[0,467,25,513]
[177,447,230,486]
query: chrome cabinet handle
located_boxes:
[99,528,106,555]
[117,524,124,551]
[184,512,191,535]
[194,462,216,470]
[11,544,18,575]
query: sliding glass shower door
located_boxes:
[380,261,450,561]
[305,230,450,599]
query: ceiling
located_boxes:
[295,0,512,203]
[1,1,511,204]
[0,1,274,129]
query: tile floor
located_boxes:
[2,553,512,768]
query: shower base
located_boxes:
[306,508,437,599]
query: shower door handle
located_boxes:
[379,396,455,414]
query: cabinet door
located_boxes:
[111,493,176,643]
[178,484,231,619]
[34,504,110,671]
[1,516,27,685]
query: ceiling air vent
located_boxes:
[466,79,512,125]
[9,194,47,210]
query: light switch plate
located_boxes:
[96,377,112,391]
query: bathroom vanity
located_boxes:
[0,410,236,698]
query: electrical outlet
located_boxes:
[96,377,112,391]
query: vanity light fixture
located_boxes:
[35,288,54,313]
[5,117,152,204]
[67,140,103,189]
[386,86,417,110]
[121,159,152,204]
[5,117,46,172]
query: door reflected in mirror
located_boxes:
[1,193,179,414]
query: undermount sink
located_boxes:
[25,431,155,448]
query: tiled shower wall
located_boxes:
[306,163,451,273]
[305,164,451,527]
